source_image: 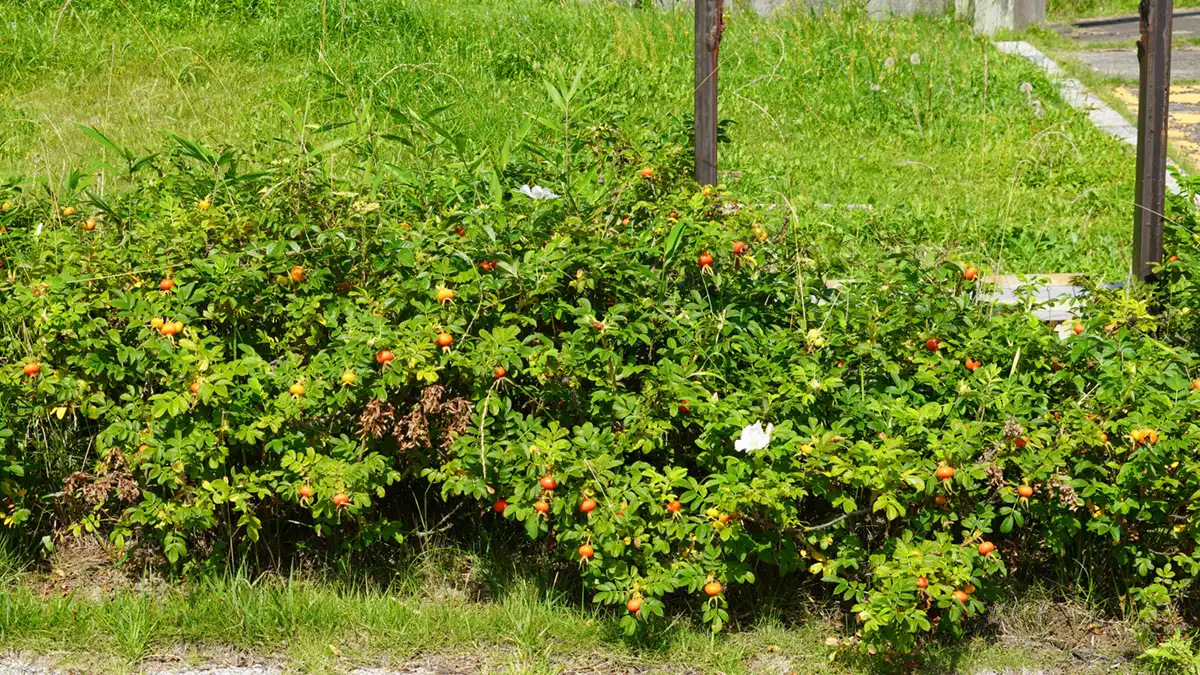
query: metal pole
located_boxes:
[1133,0,1172,282]
[694,0,722,186]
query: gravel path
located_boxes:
[0,661,447,675]
[0,656,1062,675]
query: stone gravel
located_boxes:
[0,654,1104,674]
[0,660,459,675]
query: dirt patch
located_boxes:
[350,650,717,675]
[986,593,1141,673]
[29,536,167,602]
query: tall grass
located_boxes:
[0,565,1118,673]
[1,0,1137,276]
[0,533,1122,672]
[0,570,814,673]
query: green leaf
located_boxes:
[663,221,687,261]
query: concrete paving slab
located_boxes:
[824,274,1116,320]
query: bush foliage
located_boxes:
[1,120,1199,653]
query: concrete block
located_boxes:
[973,0,1045,35]
[866,0,949,19]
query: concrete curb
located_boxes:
[994,40,1183,194]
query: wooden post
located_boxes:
[1133,0,1172,282]
[694,0,723,186]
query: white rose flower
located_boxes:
[735,421,774,452]
[519,184,561,200]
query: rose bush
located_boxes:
[3,125,1200,654]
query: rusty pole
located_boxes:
[695,0,723,186]
[1133,0,1172,282]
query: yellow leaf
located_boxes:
[51,406,67,420]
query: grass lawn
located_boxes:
[0,574,847,674]
[0,555,1141,674]
[1,0,1138,278]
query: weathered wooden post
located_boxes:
[1133,0,1172,282]
[694,0,723,186]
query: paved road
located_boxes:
[1054,10,1200,81]
[1051,12,1200,166]
[1054,9,1200,44]
[1107,84,1200,162]
[1073,49,1200,81]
